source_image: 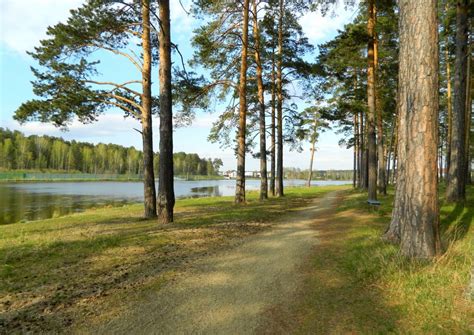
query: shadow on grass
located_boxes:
[441,203,473,243]
[0,186,342,333]
[293,204,402,334]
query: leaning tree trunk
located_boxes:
[252,0,268,200]
[386,0,441,258]
[157,0,175,223]
[141,0,157,219]
[276,0,284,197]
[235,0,250,204]
[367,0,377,201]
[446,0,468,203]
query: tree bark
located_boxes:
[465,42,471,184]
[141,0,157,219]
[276,0,284,197]
[157,0,175,223]
[386,0,441,258]
[307,120,317,187]
[445,40,453,177]
[374,29,386,195]
[270,49,276,196]
[252,0,268,200]
[367,0,377,201]
[270,43,276,196]
[354,111,359,188]
[359,110,366,189]
[386,111,396,187]
[235,0,250,204]
[446,0,468,203]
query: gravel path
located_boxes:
[95,191,340,334]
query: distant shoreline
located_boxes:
[0,171,224,183]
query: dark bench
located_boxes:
[367,199,381,208]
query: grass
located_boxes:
[293,185,474,334]
[0,185,345,333]
[1,183,472,333]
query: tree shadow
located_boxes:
[441,203,473,243]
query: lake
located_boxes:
[0,179,350,224]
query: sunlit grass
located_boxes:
[296,185,473,334]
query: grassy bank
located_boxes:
[292,185,473,334]
[0,185,344,333]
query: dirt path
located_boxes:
[94,191,341,334]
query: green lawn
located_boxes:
[294,185,473,334]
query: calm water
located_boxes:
[0,179,350,224]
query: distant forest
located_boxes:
[284,168,352,181]
[0,128,223,176]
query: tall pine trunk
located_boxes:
[358,110,366,188]
[445,39,453,176]
[374,30,386,195]
[386,0,441,258]
[465,43,472,184]
[367,0,377,201]
[354,112,359,188]
[141,0,157,219]
[270,45,276,196]
[276,0,284,197]
[252,0,268,200]
[235,0,250,204]
[446,0,468,202]
[157,0,175,223]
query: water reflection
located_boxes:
[189,186,222,198]
[0,179,350,225]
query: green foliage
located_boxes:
[14,0,155,128]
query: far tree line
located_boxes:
[0,128,223,177]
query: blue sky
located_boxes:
[0,0,358,171]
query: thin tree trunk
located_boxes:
[141,0,157,219]
[235,0,250,204]
[446,42,453,176]
[307,141,316,188]
[386,112,396,186]
[252,0,268,200]
[276,0,284,197]
[465,43,472,184]
[354,111,359,188]
[446,0,468,202]
[270,50,276,196]
[375,30,386,195]
[386,0,441,258]
[157,0,175,223]
[359,110,366,188]
[367,0,377,201]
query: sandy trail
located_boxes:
[95,191,340,334]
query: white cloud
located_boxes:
[0,0,85,55]
[299,3,360,46]
[3,113,144,148]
